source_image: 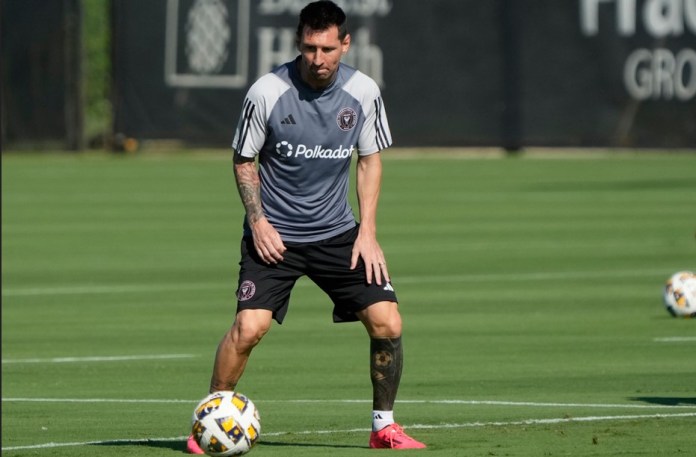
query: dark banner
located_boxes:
[520,0,696,147]
[1,0,82,149]
[112,0,696,148]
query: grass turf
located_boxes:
[2,149,695,456]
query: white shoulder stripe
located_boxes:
[236,98,255,154]
[342,70,392,153]
[374,96,389,150]
[233,73,291,157]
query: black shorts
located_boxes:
[235,225,398,323]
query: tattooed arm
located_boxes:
[233,153,286,264]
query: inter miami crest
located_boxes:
[336,107,357,131]
[237,280,256,301]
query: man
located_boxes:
[188,1,425,451]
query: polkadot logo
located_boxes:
[275,141,293,157]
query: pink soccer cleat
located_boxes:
[369,423,426,449]
[186,435,204,454]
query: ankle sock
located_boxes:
[372,410,395,432]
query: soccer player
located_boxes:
[188,0,425,451]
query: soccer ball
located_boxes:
[663,271,696,318]
[191,391,261,456]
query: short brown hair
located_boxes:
[295,1,348,42]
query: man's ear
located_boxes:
[342,33,351,54]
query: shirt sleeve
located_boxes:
[231,74,287,158]
[351,73,393,156]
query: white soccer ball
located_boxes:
[663,271,696,318]
[191,391,261,456]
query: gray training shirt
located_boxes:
[231,57,392,243]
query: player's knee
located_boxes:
[231,312,272,351]
[233,322,268,350]
[380,313,402,337]
[360,302,402,338]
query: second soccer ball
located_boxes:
[663,271,696,318]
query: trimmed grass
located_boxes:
[2,149,695,456]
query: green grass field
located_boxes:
[2,149,695,456]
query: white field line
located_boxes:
[1,436,189,452]
[3,397,696,410]
[1,354,197,364]
[653,336,696,343]
[284,399,696,409]
[1,268,672,297]
[2,412,696,452]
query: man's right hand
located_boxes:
[250,217,286,264]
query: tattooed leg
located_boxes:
[370,336,403,410]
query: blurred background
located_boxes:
[1,0,695,152]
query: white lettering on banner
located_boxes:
[579,0,696,101]
[256,28,296,77]
[339,29,384,86]
[258,0,392,16]
[644,0,690,36]
[580,0,696,36]
[624,48,696,99]
[164,0,388,89]
[581,0,637,36]
[256,27,384,86]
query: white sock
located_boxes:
[372,410,394,432]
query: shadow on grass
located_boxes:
[261,440,365,449]
[91,438,365,453]
[629,397,696,406]
[91,439,185,452]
